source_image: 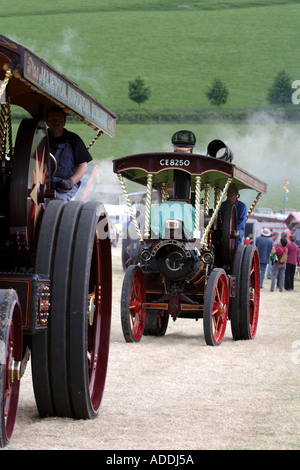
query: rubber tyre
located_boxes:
[32,201,112,418]
[31,200,66,417]
[143,309,169,336]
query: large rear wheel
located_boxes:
[31,201,112,419]
[240,245,260,339]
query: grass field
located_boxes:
[2,1,300,211]
[1,0,300,111]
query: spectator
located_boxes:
[295,227,300,247]
[267,231,279,279]
[255,228,273,288]
[270,237,288,292]
[285,235,300,291]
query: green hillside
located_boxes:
[1,0,300,112]
[1,0,300,212]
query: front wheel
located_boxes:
[0,289,22,447]
[121,265,146,342]
[203,268,229,346]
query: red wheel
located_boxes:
[121,265,146,342]
[240,246,260,339]
[0,289,22,447]
[68,202,112,418]
[203,268,229,346]
[10,119,52,265]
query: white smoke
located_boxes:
[198,112,300,211]
[13,29,107,99]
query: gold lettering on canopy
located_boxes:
[23,51,114,135]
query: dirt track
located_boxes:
[5,245,300,450]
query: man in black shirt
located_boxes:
[46,107,93,201]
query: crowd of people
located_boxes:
[255,227,300,291]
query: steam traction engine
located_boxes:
[0,35,117,446]
[113,131,267,346]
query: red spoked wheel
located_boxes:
[240,246,260,339]
[0,289,22,447]
[9,118,52,266]
[203,268,229,346]
[121,265,146,342]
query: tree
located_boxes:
[206,78,229,107]
[267,70,292,105]
[128,76,151,109]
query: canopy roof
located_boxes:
[285,211,300,228]
[113,152,267,193]
[0,35,117,137]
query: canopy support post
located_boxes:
[117,173,143,243]
[246,192,262,222]
[194,175,203,238]
[87,130,104,150]
[200,177,232,248]
[143,173,153,239]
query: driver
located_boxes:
[46,107,93,201]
